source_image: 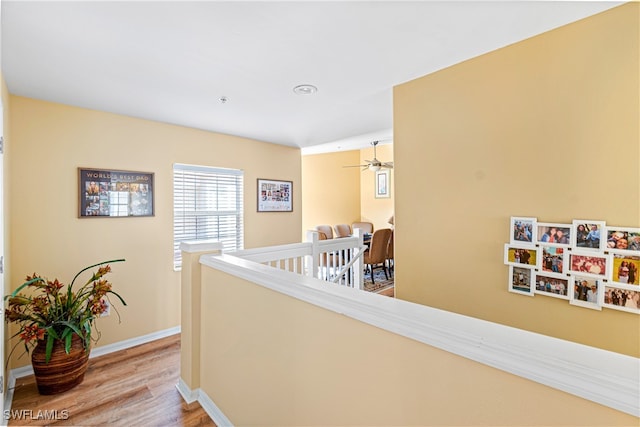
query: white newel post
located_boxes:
[178,240,223,402]
[306,230,320,279]
[353,228,364,290]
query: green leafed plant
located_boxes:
[4,259,126,363]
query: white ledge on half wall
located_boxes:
[180,239,223,253]
[201,253,640,418]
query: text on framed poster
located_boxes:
[79,167,154,217]
[257,178,292,212]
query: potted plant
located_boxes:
[4,259,126,394]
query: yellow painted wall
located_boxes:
[301,145,394,237]
[393,3,639,356]
[2,74,13,391]
[359,143,394,230]
[1,75,11,285]
[200,267,637,426]
[301,150,361,238]
[7,96,301,368]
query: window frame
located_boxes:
[173,163,244,270]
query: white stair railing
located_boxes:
[330,247,366,285]
[227,229,364,289]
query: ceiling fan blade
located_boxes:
[343,141,394,171]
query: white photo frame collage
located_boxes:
[505,217,640,314]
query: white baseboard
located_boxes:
[4,326,181,412]
[90,326,181,359]
[198,389,233,427]
[4,326,230,426]
[177,379,233,427]
[176,378,199,404]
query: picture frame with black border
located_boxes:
[603,284,640,314]
[78,167,154,217]
[604,226,640,255]
[537,245,568,275]
[536,222,571,247]
[510,216,537,245]
[568,250,610,279]
[504,243,538,268]
[508,265,534,296]
[533,271,570,300]
[571,219,606,252]
[609,253,640,286]
[569,276,603,311]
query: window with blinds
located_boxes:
[173,163,244,270]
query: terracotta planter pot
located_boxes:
[31,334,90,395]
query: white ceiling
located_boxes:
[1,1,622,153]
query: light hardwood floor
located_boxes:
[377,286,394,297]
[8,334,216,426]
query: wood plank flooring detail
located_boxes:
[8,334,216,426]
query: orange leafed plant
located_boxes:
[4,259,126,362]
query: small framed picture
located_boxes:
[537,245,568,275]
[569,276,602,310]
[510,216,537,244]
[572,220,606,251]
[604,226,640,255]
[609,253,640,286]
[536,222,571,246]
[603,285,640,314]
[534,272,570,300]
[508,266,534,296]
[257,179,293,212]
[504,243,538,268]
[568,251,609,279]
[375,169,390,198]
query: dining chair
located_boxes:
[316,227,343,280]
[363,228,392,284]
[352,221,374,234]
[386,230,394,277]
[315,225,334,239]
[334,224,352,238]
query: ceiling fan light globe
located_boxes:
[369,165,381,172]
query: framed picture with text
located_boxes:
[78,167,154,217]
[257,178,293,212]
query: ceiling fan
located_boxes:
[343,141,393,172]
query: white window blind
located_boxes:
[173,163,244,269]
